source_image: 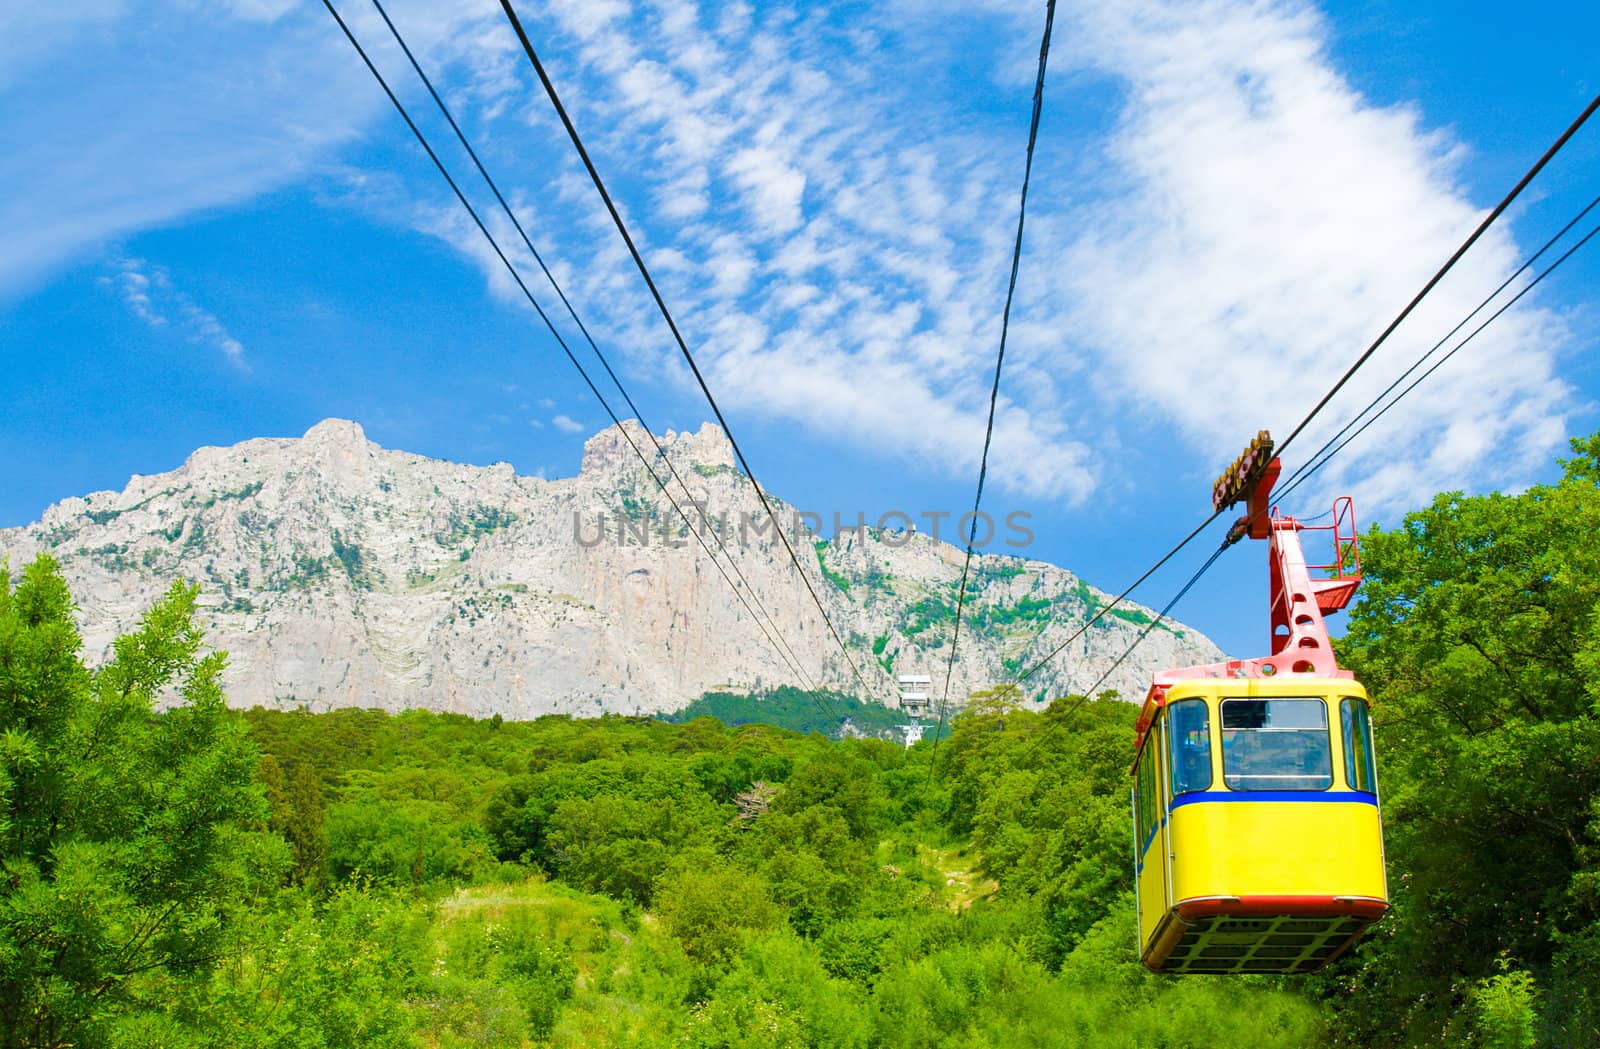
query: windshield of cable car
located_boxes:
[1220,698,1332,790]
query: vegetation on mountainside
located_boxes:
[814,539,852,594]
[662,684,926,740]
[2,432,1598,1046]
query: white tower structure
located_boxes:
[897,674,931,718]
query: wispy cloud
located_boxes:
[3,0,1583,513]
[0,2,386,298]
[1050,0,1574,508]
[430,0,1570,511]
[381,0,1099,501]
[177,300,247,368]
[102,256,247,369]
[107,256,165,326]
[551,414,585,434]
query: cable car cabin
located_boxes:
[1132,679,1386,974]
[1134,460,1387,974]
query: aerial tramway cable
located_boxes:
[1032,192,1594,749]
[1275,90,1600,460]
[929,89,1600,774]
[928,0,1057,775]
[1011,186,1600,764]
[321,0,846,726]
[366,0,820,705]
[1000,88,1600,700]
[1022,189,1595,743]
[1009,540,1232,766]
[1015,192,1600,699]
[497,0,889,706]
[1274,196,1600,510]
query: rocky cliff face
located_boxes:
[0,420,1222,717]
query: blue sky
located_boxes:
[2,0,1597,663]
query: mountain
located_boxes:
[0,419,1222,718]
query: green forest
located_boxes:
[662,685,943,741]
[2,434,1598,1048]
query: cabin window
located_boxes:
[1220,698,1332,791]
[1341,698,1378,793]
[1135,738,1159,853]
[1167,699,1212,795]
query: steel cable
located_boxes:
[497,0,887,705]
[322,0,846,727]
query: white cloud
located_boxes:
[4,0,1581,512]
[1051,0,1572,509]
[551,414,585,434]
[105,257,165,326]
[725,144,806,235]
[104,256,247,369]
[0,3,385,299]
[465,0,1571,510]
[442,0,1104,500]
[177,300,247,368]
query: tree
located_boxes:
[1325,433,1600,1045]
[656,862,781,968]
[261,753,328,890]
[0,555,283,1048]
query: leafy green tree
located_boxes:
[0,556,283,1048]
[682,933,869,1049]
[656,861,782,968]
[261,753,328,890]
[938,693,1136,964]
[743,805,874,937]
[183,884,429,1048]
[325,798,493,889]
[488,755,730,904]
[483,774,541,862]
[1472,967,1539,1049]
[547,792,676,904]
[283,760,329,889]
[1326,433,1600,1045]
[770,750,883,842]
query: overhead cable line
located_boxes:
[1002,88,1600,694]
[1019,204,1600,760]
[1009,190,1600,768]
[926,91,1600,781]
[1276,191,1600,508]
[928,0,1057,771]
[497,0,886,704]
[366,0,819,701]
[1022,201,1598,753]
[1011,514,1222,687]
[1273,90,1600,459]
[1012,540,1231,766]
[321,0,845,726]
[1278,210,1600,509]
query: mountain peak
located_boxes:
[580,420,737,476]
[302,418,369,446]
[671,422,737,471]
[1,420,1222,719]
[581,419,654,474]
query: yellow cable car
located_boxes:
[1134,454,1387,974]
